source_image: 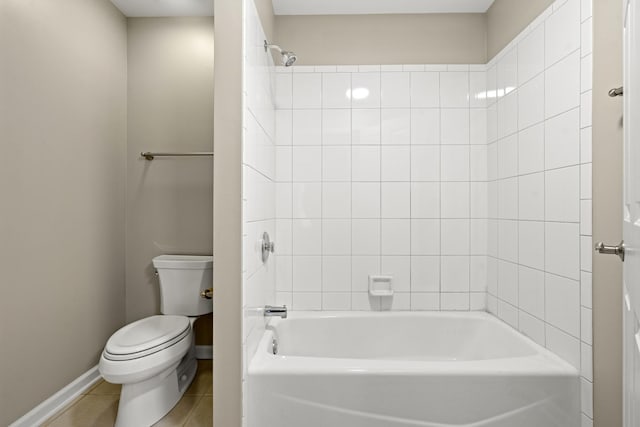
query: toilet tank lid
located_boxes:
[152,255,213,269]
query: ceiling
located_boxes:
[110,0,495,17]
[273,0,496,15]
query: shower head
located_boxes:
[264,40,297,67]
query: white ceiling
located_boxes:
[109,0,214,17]
[110,0,495,17]
[273,0,496,15]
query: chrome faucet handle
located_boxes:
[264,305,287,319]
[261,232,275,263]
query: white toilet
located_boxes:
[99,255,213,427]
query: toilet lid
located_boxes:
[104,315,190,361]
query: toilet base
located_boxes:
[114,345,198,427]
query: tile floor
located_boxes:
[42,360,213,427]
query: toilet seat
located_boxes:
[104,315,190,361]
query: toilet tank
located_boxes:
[152,255,213,316]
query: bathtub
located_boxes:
[248,311,580,427]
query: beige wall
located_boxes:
[213,0,244,425]
[593,0,623,425]
[125,18,214,345]
[486,0,554,59]
[274,13,487,65]
[0,1,127,425]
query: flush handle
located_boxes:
[595,240,625,261]
[200,288,213,299]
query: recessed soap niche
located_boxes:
[369,275,394,297]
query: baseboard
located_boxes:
[9,365,101,427]
[195,345,213,360]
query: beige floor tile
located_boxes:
[44,395,118,427]
[152,395,202,427]
[184,395,213,427]
[185,360,212,396]
[88,380,122,395]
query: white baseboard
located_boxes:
[195,345,213,360]
[10,365,101,427]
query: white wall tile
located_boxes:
[497,48,518,98]
[441,109,470,145]
[519,310,546,346]
[497,91,518,138]
[292,256,322,292]
[441,182,470,218]
[470,109,488,145]
[411,146,441,181]
[441,256,470,292]
[545,108,580,169]
[410,72,440,108]
[545,273,581,337]
[322,73,351,108]
[352,182,380,218]
[351,72,381,108]
[545,0,581,66]
[519,124,545,174]
[276,110,292,145]
[518,24,545,85]
[519,172,545,220]
[545,222,580,280]
[352,146,381,181]
[322,182,351,219]
[545,51,581,118]
[442,293,471,311]
[322,146,351,182]
[292,219,322,255]
[276,147,292,182]
[497,300,518,328]
[519,221,545,269]
[545,166,580,222]
[581,17,593,57]
[322,256,351,292]
[411,256,440,292]
[292,182,321,218]
[498,260,518,304]
[581,306,592,344]
[498,219,519,262]
[381,219,411,255]
[470,72,487,108]
[352,109,381,145]
[322,219,351,255]
[322,109,351,145]
[292,109,321,145]
[498,134,518,179]
[441,146,470,181]
[381,72,411,108]
[293,292,322,310]
[546,323,581,369]
[381,109,410,144]
[411,182,440,218]
[292,146,321,181]
[381,182,411,218]
[381,256,411,292]
[470,256,488,291]
[470,219,488,255]
[440,72,470,108]
[352,219,380,255]
[275,73,293,109]
[519,266,545,318]
[441,219,470,255]
[518,74,545,129]
[292,73,322,108]
[411,219,440,255]
[352,256,380,292]
[322,292,351,310]
[381,146,411,181]
[411,109,440,145]
[411,293,440,310]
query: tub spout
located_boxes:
[264,305,287,319]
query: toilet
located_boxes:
[99,255,213,427]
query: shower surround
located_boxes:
[243,0,592,425]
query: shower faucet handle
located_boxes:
[261,232,275,263]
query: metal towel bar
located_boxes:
[141,151,214,161]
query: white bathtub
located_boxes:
[248,311,580,427]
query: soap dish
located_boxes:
[369,275,394,297]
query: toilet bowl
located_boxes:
[99,255,213,427]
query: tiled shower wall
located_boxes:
[274,65,489,311]
[242,0,276,422]
[485,0,593,423]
